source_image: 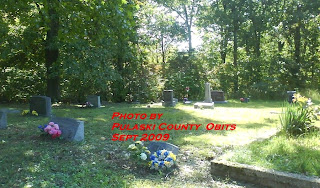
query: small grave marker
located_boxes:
[287,91,296,103]
[86,95,101,108]
[211,90,228,104]
[30,96,52,117]
[50,117,84,142]
[148,141,179,155]
[0,111,7,129]
[162,90,177,107]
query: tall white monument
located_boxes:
[194,82,214,109]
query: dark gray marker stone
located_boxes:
[0,111,7,129]
[30,96,52,117]
[148,141,179,155]
[50,117,84,142]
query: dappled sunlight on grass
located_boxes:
[0,101,294,187]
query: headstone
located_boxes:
[50,117,84,142]
[86,95,101,108]
[148,141,179,155]
[30,96,51,117]
[162,90,177,107]
[211,90,228,104]
[194,83,214,109]
[0,111,7,129]
[287,91,296,103]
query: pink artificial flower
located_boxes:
[51,129,58,135]
[44,126,51,133]
[57,130,62,135]
[53,124,59,130]
[49,122,55,126]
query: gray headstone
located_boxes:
[162,90,177,107]
[30,96,51,117]
[211,90,225,101]
[204,83,213,103]
[87,95,101,108]
[148,141,179,155]
[50,117,84,142]
[163,90,174,102]
[287,91,296,103]
[0,111,7,129]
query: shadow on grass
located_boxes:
[0,102,279,186]
[240,123,271,129]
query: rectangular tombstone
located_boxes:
[287,91,296,103]
[50,117,84,142]
[163,90,174,102]
[162,90,176,107]
[0,111,7,129]
[211,91,225,101]
[148,141,179,155]
[86,95,101,108]
[30,96,51,117]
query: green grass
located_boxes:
[221,132,320,177]
[0,100,318,187]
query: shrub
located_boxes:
[280,104,313,137]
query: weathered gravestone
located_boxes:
[30,96,51,117]
[287,91,296,103]
[211,90,228,104]
[162,90,177,107]
[194,83,214,109]
[148,141,179,155]
[86,95,101,108]
[0,111,7,129]
[50,117,84,142]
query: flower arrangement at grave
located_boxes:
[38,122,62,139]
[82,102,94,108]
[21,110,38,116]
[240,98,245,102]
[149,149,177,171]
[127,141,151,167]
[126,141,177,172]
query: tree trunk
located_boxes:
[183,5,192,52]
[45,0,60,102]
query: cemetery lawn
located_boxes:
[1,100,319,187]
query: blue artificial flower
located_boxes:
[38,125,45,131]
[159,161,164,167]
[156,150,162,157]
[165,157,173,162]
[150,154,156,160]
[164,151,169,157]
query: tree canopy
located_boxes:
[0,0,319,103]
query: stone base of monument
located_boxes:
[162,101,177,107]
[162,98,178,107]
[214,101,228,104]
[51,117,84,142]
[183,101,192,104]
[194,102,214,109]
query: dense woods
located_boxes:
[0,0,319,103]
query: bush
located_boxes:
[280,103,313,137]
